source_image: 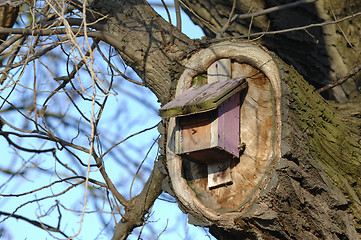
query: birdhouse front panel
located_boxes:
[178,111,213,155]
[177,102,240,164]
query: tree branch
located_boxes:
[112,163,165,240]
[230,0,317,23]
[0,211,69,238]
[232,11,361,39]
[317,63,361,93]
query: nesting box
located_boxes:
[160,78,247,165]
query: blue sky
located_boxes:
[0,1,215,239]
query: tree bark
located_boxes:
[222,56,361,239]
[162,41,361,239]
[89,0,192,104]
[181,0,361,102]
[87,1,361,239]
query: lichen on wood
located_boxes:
[276,54,361,234]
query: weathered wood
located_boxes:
[208,58,232,83]
[179,111,213,154]
[181,62,276,211]
[207,59,234,189]
[162,60,245,189]
[167,41,361,239]
[207,161,232,189]
[166,42,282,223]
[217,92,240,158]
[159,78,247,118]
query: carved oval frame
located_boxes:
[166,41,282,226]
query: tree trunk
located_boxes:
[181,0,361,102]
[162,41,361,239]
[210,55,361,239]
[89,0,192,104]
[87,1,361,239]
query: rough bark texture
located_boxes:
[181,0,361,102]
[86,0,361,239]
[90,0,192,104]
[264,56,361,239]
[162,42,361,239]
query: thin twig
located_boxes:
[0,131,55,153]
[329,3,354,49]
[174,0,181,31]
[317,63,361,93]
[42,39,100,107]
[0,211,69,238]
[218,0,237,37]
[177,0,221,36]
[233,11,361,39]
[230,0,317,23]
[0,180,85,224]
[129,135,159,198]
[101,122,159,158]
[0,176,107,197]
[161,0,174,45]
[0,36,26,84]
[248,14,254,40]
[95,43,144,86]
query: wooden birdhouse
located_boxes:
[163,42,282,226]
[160,59,248,189]
[160,77,247,161]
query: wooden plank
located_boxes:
[179,112,213,153]
[207,161,232,189]
[218,92,240,158]
[159,78,247,118]
[207,59,233,189]
[180,147,237,164]
[208,59,232,83]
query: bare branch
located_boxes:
[129,135,159,198]
[174,0,181,31]
[177,0,221,36]
[0,176,107,197]
[0,180,85,223]
[317,63,361,93]
[218,0,237,37]
[231,0,317,22]
[95,43,144,86]
[112,163,165,240]
[232,11,361,39]
[101,123,159,158]
[0,211,69,238]
[161,0,174,45]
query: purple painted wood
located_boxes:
[218,92,240,158]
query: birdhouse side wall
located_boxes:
[218,92,240,158]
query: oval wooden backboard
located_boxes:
[166,42,282,226]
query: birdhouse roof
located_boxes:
[159,78,247,118]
